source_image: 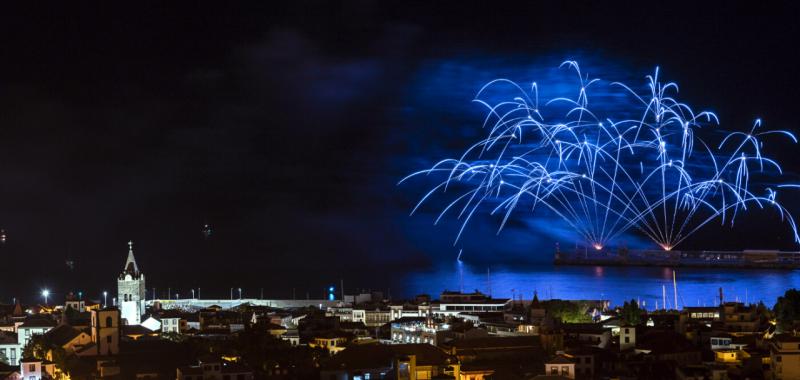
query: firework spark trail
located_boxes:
[400,61,800,251]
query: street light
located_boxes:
[42,290,50,305]
[103,291,108,307]
[191,289,195,299]
[238,288,242,299]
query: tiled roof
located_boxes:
[448,336,542,350]
[547,354,574,364]
[44,324,83,346]
[122,325,155,336]
[0,331,17,344]
[19,317,56,328]
[324,343,454,370]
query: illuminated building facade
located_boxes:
[117,241,146,325]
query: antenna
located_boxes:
[459,264,464,293]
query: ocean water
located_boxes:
[399,261,800,309]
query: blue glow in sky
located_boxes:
[393,53,800,263]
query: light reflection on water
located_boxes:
[401,261,800,309]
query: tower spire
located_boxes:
[124,240,139,275]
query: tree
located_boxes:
[774,289,800,332]
[620,299,643,325]
[162,331,187,343]
[22,334,49,360]
[0,350,7,365]
[543,300,592,323]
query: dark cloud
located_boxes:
[0,1,797,302]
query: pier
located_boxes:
[555,248,800,269]
[147,298,340,310]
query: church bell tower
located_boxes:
[117,241,146,325]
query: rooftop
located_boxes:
[324,343,454,370]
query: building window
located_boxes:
[624,337,629,343]
[550,367,558,375]
[107,336,112,344]
[106,316,113,327]
[29,364,36,372]
[561,366,569,376]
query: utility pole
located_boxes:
[487,267,492,297]
[673,270,678,311]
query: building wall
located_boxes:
[20,361,42,380]
[92,309,120,356]
[118,273,146,325]
[771,341,800,380]
[0,344,20,366]
[161,318,182,334]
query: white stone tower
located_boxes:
[117,241,146,325]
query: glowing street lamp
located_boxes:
[42,290,50,305]
[103,291,108,307]
[191,289,195,299]
[238,288,242,299]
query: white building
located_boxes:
[20,358,56,380]
[117,241,146,325]
[431,291,510,317]
[161,317,182,334]
[0,334,20,366]
[0,318,56,366]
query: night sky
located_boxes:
[1,2,798,303]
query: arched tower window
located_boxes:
[105,316,113,327]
